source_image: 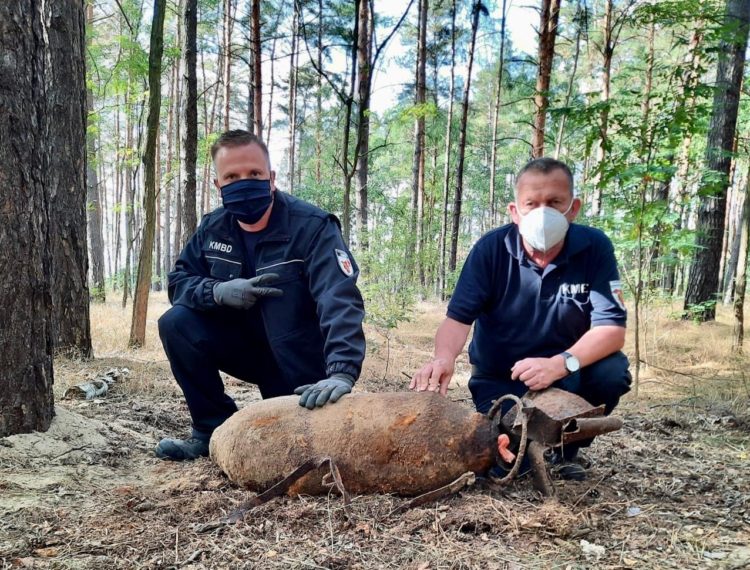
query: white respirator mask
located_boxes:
[517,199,574,253]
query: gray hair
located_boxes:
[514,157,574,198]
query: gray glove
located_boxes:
[212,273,283,310]
[294,373,354,409]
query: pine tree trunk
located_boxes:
[101,125,112,282]
[592,0,613,216]
[438,0,457,298]
[222,0,233,131]
[355,0,372,248]
[251,0,263,138]
[489,0,508,226]
[531,0,561,158]
[181,0,198,247]
[164,60,176,279]
[114,91,122,282]
[340,0,361,245]
[0,0,76,435]
[288,4,299,194]
[122,81,135,308]
[413,0,428,283]
[86,102,105,301]
[683,0,750,321]
[723,180,745,304]
[449,2,484,272]
[86,3,106,303]
[553,5,582,159]
[315,0,324,183]
[48,0,91,356]
[732,165,750,351]
[130,0,166,348]
[660,27,704,293]
[155,124,162,292]
[720,132,742,297]
[265,8,284,146]
[172,7,184,267]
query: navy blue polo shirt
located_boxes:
[447,223,626,376]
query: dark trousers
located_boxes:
[469,351,631,455]
[158,305,299,441]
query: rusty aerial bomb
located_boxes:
[210,389,623,499]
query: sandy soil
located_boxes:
[1,296,749,569]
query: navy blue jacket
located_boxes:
[447,223,626,376]
[167,191,366,385]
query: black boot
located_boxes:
[155,437,209,461]
[546,448,589,481]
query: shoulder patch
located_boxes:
[610,280,626,311]
[335,249,354,277]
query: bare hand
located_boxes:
[410,357,455,396]
[510,356,567,391]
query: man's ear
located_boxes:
[214,178,221,192]
[508,202,521,225]
[567,197,582,221]
[270,170,277,192]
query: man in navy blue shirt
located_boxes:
[411,158,630,479]
[155,130,366,460]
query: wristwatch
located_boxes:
[560,351,580,374]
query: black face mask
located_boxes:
[220,178,273,224]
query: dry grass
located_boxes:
[54,292,175,401]
[79,291,750,405]
[89,291,172,360]
[622,301,750,407]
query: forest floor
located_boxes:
[1,293,749,569]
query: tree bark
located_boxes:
[114,91,123,281]
[315,0,324,183]
[172,2,184,266]
[412,0,428,283]
[251,0,263,138]
[288,3,299,194]
[155,123,162,291]
[489,0,508,226]
[222,0,234,131]
[86,3,106,303]
[48,0,92,357]
[181,0,198,247]
[531,0,561,158]
[684,0,750,321]
[723,176,745,304]
[355,0,372,248]
[130,0,166,347]
[449,2,485,272]
[720,132,741,297]
[164,57,176,280]
[0,0,76,435]
[732,164,750,352]
[340,0,361,244]
[438,0,457,298]
[122,79,135,307]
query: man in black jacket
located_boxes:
[156,130,366,460]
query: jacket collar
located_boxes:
[259,190,292,242]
